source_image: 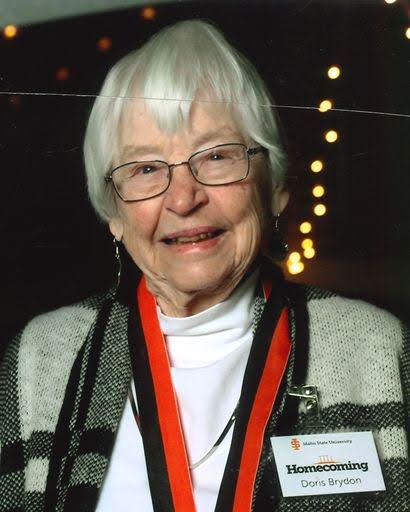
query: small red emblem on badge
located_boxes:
[290,437,301,451]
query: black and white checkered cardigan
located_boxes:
[1,279,409,512]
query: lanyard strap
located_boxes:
[130,275,291,512]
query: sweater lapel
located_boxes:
[45,295,132,512]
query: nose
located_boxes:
[163,162,209,216]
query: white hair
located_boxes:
[84,19,286,221]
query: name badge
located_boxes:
[270,431,385,497]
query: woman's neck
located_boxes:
[149,281,239,317]
[145,265,259,317]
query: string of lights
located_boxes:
[285,63,340,276]
[284,0,409,276]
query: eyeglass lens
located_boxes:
[112,143,249,201]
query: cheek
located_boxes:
[228,184,266,252]
[120,203,160,247]
[120,208,159,272]
[236,182,267,229]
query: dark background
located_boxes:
[1,0,409,359]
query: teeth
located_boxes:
[168,232,216,244]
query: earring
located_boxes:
[267,215,289,261]
[113,237,122,288]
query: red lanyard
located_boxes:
[137,275,291,511]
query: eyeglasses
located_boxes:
[105,143,264,202]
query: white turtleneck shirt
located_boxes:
[96,271,258,512]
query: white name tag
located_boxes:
[270,432,385,497]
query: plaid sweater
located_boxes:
[1,281,409,512]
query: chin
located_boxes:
[174,275,224,295]
[169,265,239,297]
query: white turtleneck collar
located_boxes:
[157,269,259,368]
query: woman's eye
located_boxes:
[130,164,158,176]
[141,165,157,174]
[209,153,224,161]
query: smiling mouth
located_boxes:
[163,229,225,245]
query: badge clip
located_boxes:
[288,385,321,424]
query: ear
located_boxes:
[108,217,124,241]
[272,186,289,216]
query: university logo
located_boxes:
[290,438,301,451]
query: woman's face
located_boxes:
[109,100,286,315]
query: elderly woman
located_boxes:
[1,19,409,512]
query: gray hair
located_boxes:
[84,19,286,221]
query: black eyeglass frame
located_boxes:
[104,143,264,202]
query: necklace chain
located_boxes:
[128,386,237,469]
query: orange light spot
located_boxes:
[97,36,112,52]
[141,6,157,20]
[56,67,70,81]
[3,25,18,39]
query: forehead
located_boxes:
[118,98,247,159]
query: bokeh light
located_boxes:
[141,6,157,20]
[56,67,70,81]
[384,0,397,4]
[97,36,112,52]
[288,251,301,264]
[3,25,18,39]
[325,130,338,143]
[287,261,305,275]
[313,204,327,216]
[312,185,325,198]
[327,66,341,79]
[301,238,314,250]
[405,27,410,40]
[303,247,316,259]
[300,222,312,234]
[310,160,324,173]
[319,99,333,112]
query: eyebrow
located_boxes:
[120,144,162,161]
[191,127,242,148]
[120,126,243,162]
